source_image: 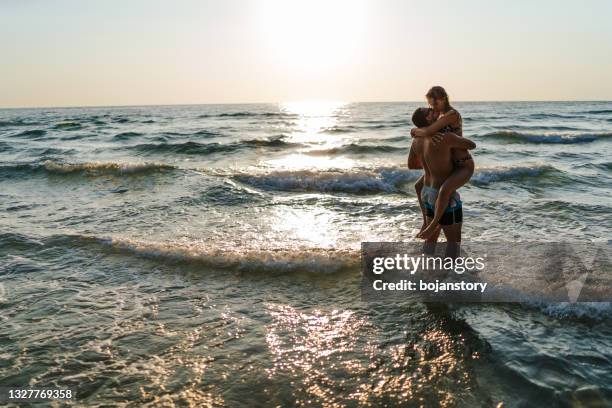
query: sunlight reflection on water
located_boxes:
[263,303,476,406]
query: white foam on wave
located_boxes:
[233,164,556,192]
[471,164,554,185]
[92,235,358,274]
[42,160,176,174]
[234,167,422,193]
[536,302,611,320]
[483,131,612,144]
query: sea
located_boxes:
[1,101,611,406]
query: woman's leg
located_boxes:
[422,216,442,254]
[417,166,473,240]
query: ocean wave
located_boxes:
[163,129,221,138]
[471,165,557,185]
[358,119,407,126]
[9,129,47,138]
[194,129,222,137]
[222,112,294,118]
[577,161,612,172]
[535,302,611,321]
[320,126,357,133]
[114,131,144,140]
[177,182,265,207]
[526,113,586,119]
[60,133,91,141]
[46,234,358,274]
[131,141,244,155]
[0,119,40,127]
[33,147,73,157]
[0,141,13,153]
[320,122,405,133]
[0,232,45,250]
[234,165,559,193]
[505,125,582,132]
[580,109,612,115]
[306,143,406,156]
[360,135,407,143]
[130,136,301,155]
[199,112,299,119]
[42,160,177,174]
[480,131,612,144]
[234,167,421,194]
[352,135,407,145]
[52,121,82,130]
[0,161,177,178]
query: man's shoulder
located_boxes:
[411,137,425,152]
[412,137,425,146]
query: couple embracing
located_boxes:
[408,86,476,256]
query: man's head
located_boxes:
[412,107,432,128]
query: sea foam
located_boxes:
[80,235,359,274]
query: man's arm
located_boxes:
[412,110,459,138]
[407,144,423,169]
[439,132,476,150]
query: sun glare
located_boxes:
[281,100,346,143]
[262,101,356,170]
[257,0,369,71]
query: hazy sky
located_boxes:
[2,0,612,107]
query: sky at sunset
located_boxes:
[2,0,611,107]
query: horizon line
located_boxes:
[1,99,611,110]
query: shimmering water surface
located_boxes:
[1,101,611,406]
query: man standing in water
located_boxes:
[408,108,476,257]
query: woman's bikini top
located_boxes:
[437,109,462,136]
[438,109,472,164]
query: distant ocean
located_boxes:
[1,101,611,406]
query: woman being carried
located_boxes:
[411,86,475,240]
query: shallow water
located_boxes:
[1,101,611,406]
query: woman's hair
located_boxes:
[426,86,450,111]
